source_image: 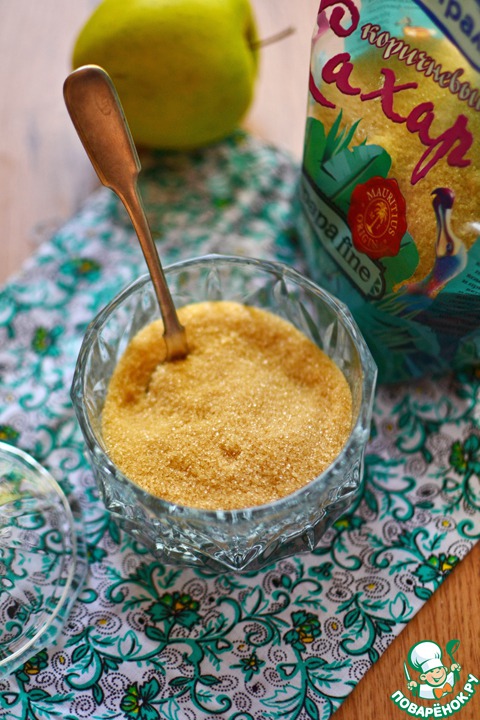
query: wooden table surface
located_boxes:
[1,2,479,718]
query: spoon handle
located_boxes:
[63,64,188,361]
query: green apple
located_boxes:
[72,0,259,150]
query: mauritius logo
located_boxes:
[390,639,479,716]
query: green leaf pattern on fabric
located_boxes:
[0,132,478,719]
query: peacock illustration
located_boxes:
[405,187,467,298]
[359,187,470,378]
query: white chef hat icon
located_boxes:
[409,641,444,673]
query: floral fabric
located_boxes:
[0,132,479,720]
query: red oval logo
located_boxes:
[347,177,407,259]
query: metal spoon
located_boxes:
[63,64,188,361]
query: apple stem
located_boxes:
[251,26,295,50]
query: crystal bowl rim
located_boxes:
[71,253,377,521]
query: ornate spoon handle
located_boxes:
[64,64,188,361]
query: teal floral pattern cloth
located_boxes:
[0,132,479,719]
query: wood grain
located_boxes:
[0,3,479,718]
[332,543,480,719]
[0,0,316,284]
[0,1,99,284]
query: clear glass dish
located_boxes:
[0,442,87,675]
[71,254,376,572]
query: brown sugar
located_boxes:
[102,301,353,510]
[312,38,480,284]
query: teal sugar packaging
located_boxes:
[297,0,480,382]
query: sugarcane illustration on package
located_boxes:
[298,0,480,383]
